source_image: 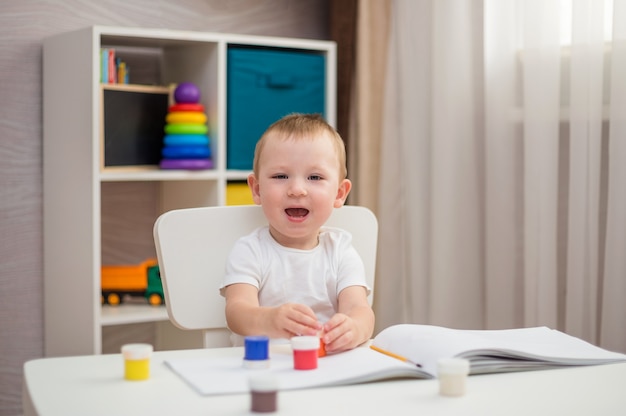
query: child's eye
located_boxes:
[308,175,322,181]
[272,174,288,179]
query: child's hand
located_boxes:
[267,303,322,339]
[224,284,323,339]
[321,313,364,353]
[321,286,374,352]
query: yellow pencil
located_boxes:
[370,345,422,368]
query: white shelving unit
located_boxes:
[43,26,336,356]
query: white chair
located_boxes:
[153,204,378,348]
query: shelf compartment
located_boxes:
[101,304,169,326]
[100,167,220,182]
[100,85,170,169]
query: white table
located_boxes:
[23,346,626,415]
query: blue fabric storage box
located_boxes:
[227,47,326,170]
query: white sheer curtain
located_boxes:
[357,0,626,352]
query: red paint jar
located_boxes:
[291,336,320,370]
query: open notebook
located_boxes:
[165,324,626,396]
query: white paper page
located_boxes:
[165,346,428,396]
[372,325,626,376]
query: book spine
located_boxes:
[108,49,116,83]
[100,48,108,84]
[117,61,126,85]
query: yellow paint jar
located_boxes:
[121,343,153,381]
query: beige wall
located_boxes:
[0,1,329,414]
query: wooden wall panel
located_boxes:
[0,1,328,414]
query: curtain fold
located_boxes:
[483,0,525,329]
[601,0,626,351]
[565,0,605,342]
[348,0,390,210]
[429,0,484,327]
[374,0,433,327]
[355,0,626,352]
[520,0,561,328]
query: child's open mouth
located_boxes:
[285,208,309,218]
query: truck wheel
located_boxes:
[107,293,121,306]
[147,293,163,306]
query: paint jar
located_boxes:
[291,336,320,370]
[244,336,270,369]
[437,358,470,397]
[249,374,279,413]
[121,343,153,381]
[318,338,327,357]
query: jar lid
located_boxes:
[290,336,320,351]
[243,358,271,369]
[249,374,279,392]
[121,343,153,360]
[244,335,270,361]
[437,358,470,375]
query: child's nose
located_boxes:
[287,179,307,197]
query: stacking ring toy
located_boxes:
[164,134,209,146]
[169,103,205,113]
[174,82,201,103]
[160,158,214,170]
[162,145,211,159]
[166,112,207,124]
[164,123,208,135]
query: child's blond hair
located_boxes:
[252,113,347,179]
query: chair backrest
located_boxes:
[153,204,378,346]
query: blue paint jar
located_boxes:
[244,335,270,369]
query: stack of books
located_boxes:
[100,48,129,84]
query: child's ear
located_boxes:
[334,179,352,208]
[247,174,262,205]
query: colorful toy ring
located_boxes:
[166,112,207,125]
[162,145,211,159]
[159,158,213,170]
[164,123,208,135]
[169,103,205,113]
[163,134,209,146]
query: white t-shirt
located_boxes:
[220,226,370,331]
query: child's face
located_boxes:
[248,132,351,250]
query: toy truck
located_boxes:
[101,258,164,306]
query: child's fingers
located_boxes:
[280,304,321,336]
[291,303,318,320]
[323,314,346,333]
